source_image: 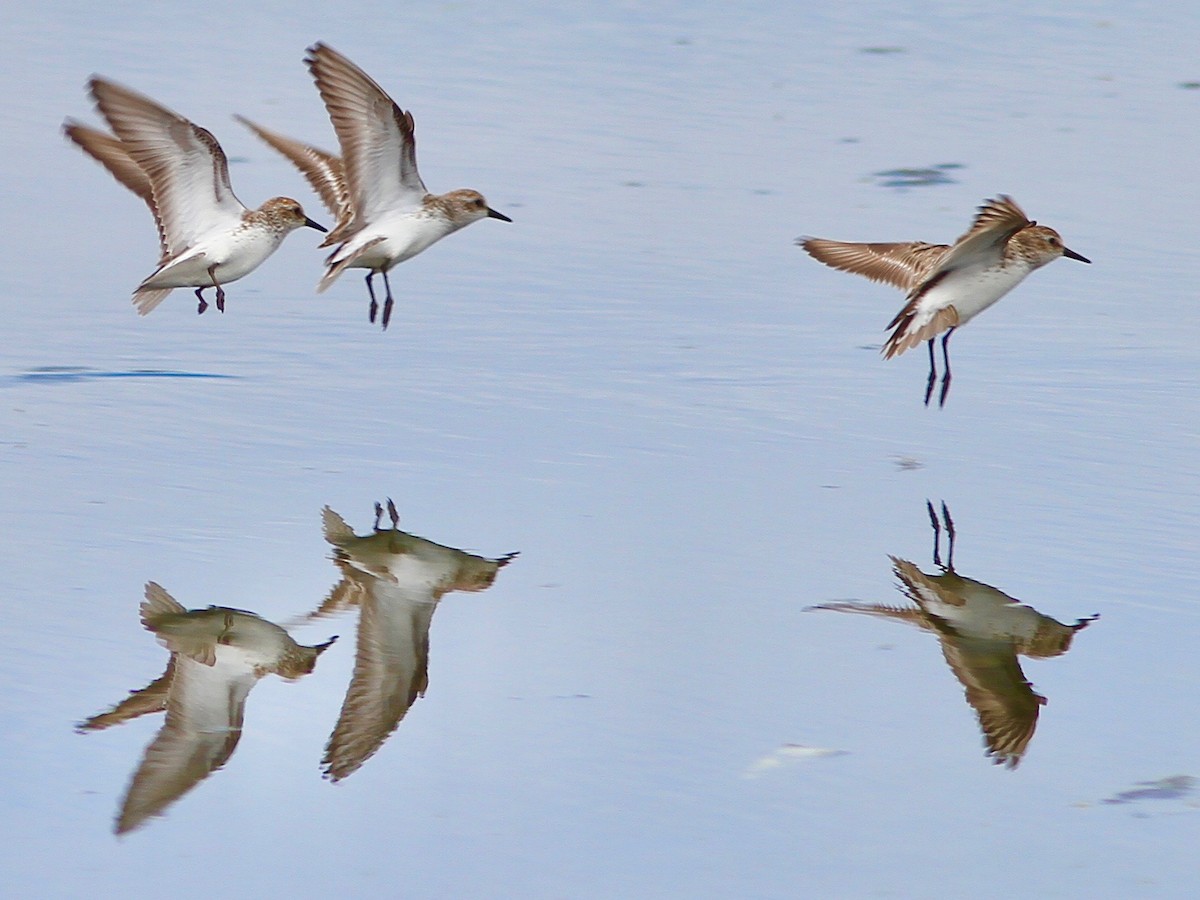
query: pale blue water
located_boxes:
[2,2,1198,897]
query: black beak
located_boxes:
[305,217,328,233]
[1063,246,1090,263]
[315,635,338,654]
[486,207,512,223]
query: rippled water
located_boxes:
[3,2,1198,897]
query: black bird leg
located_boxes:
[937,328,955,408]
[927,500,943,568]
[380,271,395,331]
[941,500,956,570]
[928,499,957,571]
[207,264,226,313]
[924,338,937,406]
[365,272,379,324]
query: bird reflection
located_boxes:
[306,500,517,781]
[813,502,1097,769]
[78,583,336,834]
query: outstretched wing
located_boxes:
[63,121,156,221]
[305,42,427,230]
[938,636,1043,769]
[89,77,245,264]
[321,578,437,782]
[114,656,252,834]
[799,238,948,292]
[235,115,354,245]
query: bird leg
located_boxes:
[365,272,379,324]
[373,501,384,531]
[928,499,957,571]
[208,264,226,313]
[194,287,208,315]
[927,500,944,568]
[941,500,956,570]
[923,339,938,406]
[380,271,395,331]
[386,497,399,529]
[937,328,955,407]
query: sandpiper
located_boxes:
[812,502,1098,769]
[237,42,511,330]
[799,196,1090,406]
[303,501,516,781]
[77,583,335,834]
[65,77,326,316]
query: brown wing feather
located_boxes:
[799,238,948,291]
[959,195,1030,242]
[88,77,242,265]
[892,558,1042,768]
[933,195,1032,275]
[320,588,434,781]
[938,639,1043,769]
[234,115,353,245]
[64,122,155,211]
[75,659,175,732]
[808,599,930,628]
[305,42,427,227]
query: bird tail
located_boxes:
[317,236,387,294]
[316,265,344,294]
[140,582,185,628]
[883,303,958,359]
[321,506,354,545]
[132,287,173,315]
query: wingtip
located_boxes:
[85,74,118,105]
[305,40,334,66]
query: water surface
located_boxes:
[2,2,1198,897]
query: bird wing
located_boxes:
[799,238,948,291]
[937,635,1043,769]
[892,559,1043,768]
[114,654,253,834]
[929,195,1031,278]
[305,42,428,229]
[63,121,156,215]
[234,115,354,245]
[89,77,245,265]
[321,577,437,781]
[76,659,175,733]
[807,599,930,629]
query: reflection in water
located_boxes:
[13,366,236,383]
[872,163,963,189]
[308,500,517,781]
[814,502,1097,769]
[742,744,848,779]
[1101,775,1196,806]
[78,583,336,834]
